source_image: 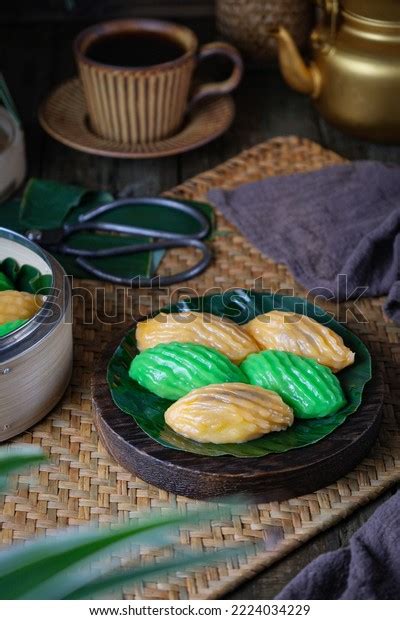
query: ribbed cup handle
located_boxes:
[189,42,243,108]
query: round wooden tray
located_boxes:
[92,335,384,502]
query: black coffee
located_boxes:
[86,32,186,67]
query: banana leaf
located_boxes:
[107,289,372,458]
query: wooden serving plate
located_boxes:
[92,332,384,502]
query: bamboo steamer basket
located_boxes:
[0,228,72,441]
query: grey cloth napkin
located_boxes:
[275,491,400,600]
[208,161,400,323]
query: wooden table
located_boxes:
[1,8,399,599]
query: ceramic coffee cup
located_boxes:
[74,19,243,145]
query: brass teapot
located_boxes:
[273,0,400,142]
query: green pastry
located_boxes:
[129,342,247,400]
[0,319,27,338]
[241,350,346,419]
[0,272,14,291]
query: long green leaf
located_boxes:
[0,446,46,491]
[0,448,246,601]
[65,547,247,600]
[0,507,227,600]
[108,289,372,458]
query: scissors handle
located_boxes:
[74,238,212,287]
[26,197,213,287]
[71,197,210,240]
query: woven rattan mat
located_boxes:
[1,136,399,599]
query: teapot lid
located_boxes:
[342,0,400,21]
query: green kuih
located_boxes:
[241,350,346,419]
[129,342,247,400]
[0,272,14,291]
[0,319,27,338]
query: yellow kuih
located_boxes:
[244,310,355,372]
[0,290,43,325]
[136,311,259,364]
[165,383,294,444]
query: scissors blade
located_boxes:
[66,220,189,240]
[75,197,210,240]
[75,239,212,287]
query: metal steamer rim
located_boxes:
[0,227,70,363]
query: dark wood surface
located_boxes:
[2,5,399,599]
[93,331,384,501]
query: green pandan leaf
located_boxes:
[107,289,372,458]
[64,547,243,600]
[0,445,247,600]
[0,504,238,600]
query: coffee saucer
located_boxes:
[39,79,235,159]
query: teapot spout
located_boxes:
[271,26,321,98]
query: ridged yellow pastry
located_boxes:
[164,382,294,444]
[136,311,259,363]
[244,310,354,372]
[0,290,42,325]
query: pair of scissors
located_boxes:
[25,197,212,287]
